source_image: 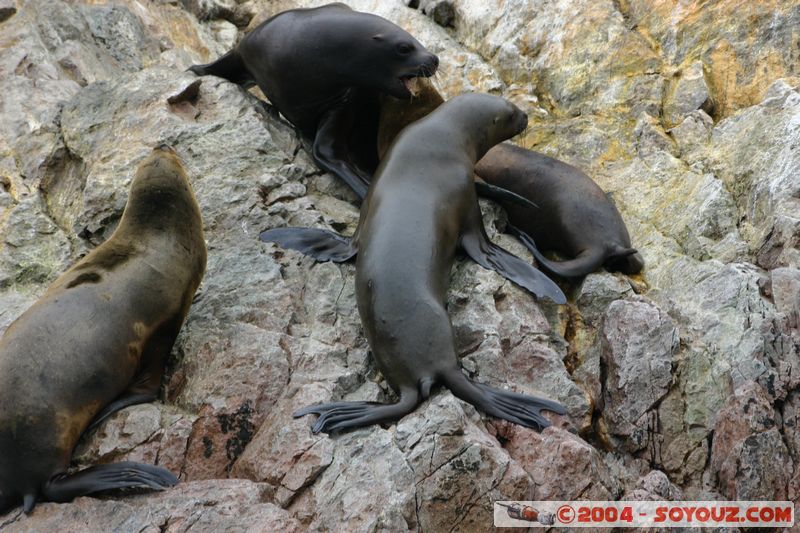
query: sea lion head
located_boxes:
[120,145,201,232]
[444,93,528,158]
[132,144,187,192]
[351,12,439,99]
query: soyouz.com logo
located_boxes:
[493,501,795,528]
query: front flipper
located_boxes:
[85,392,156,433]
[86,314,183,433]
[507,224,605,279]
[474,180,538,210]
[293,390,420,434]
[461,214,566,304]
[41,462,178,504]
[260,227,357,263]
[313,102,371,200]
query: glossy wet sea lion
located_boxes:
[0,146,206,514]
[189,3,439,200]
[261,93,566,433]
[476,145,644,277]
[378,79,645,278]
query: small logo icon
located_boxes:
[497,503,554,525]
[557,504,576,524]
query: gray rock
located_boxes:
[419,0,455,28]
[577,272,635,327]
[181,0,236,22]
[669,109,713,163]
[663,61,711,127]
[771,267,800,327]
[1,0,799,528]
[600,297,678,450]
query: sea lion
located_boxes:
[189,3,439,200]
[476,145,644,277]
[261,93,566,433]
[0,146,206,514]
[377,79,645,278]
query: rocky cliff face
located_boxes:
[0,0,797,531]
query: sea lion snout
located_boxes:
[423,53,439,76]
[514,109,529,134]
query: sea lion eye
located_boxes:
[493,116,500,124]
[396,42,414,55]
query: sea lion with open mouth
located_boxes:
[0,146,206,514]
[261,93,566,433]
[189,3,439,200]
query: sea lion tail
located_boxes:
[188,49,255,88]
[22,494,35,514]
[41,462,178,503]
[507,224,604,279]
[442,369,566,431]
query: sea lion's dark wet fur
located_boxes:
[189,3,438,199]
[0,147,206,514]
[262,93,566,433]
[378,80,644,278]
[476,145,644,277]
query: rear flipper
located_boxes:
[443,370,566,430]
[293,390,419,434]
[506,224,605,279]
[461,217,566,304]
[474,181,538,210]
[41,462,178,504]
[188,49,255,88]
[260,227,357,263]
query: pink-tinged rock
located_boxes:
[73,404,196,479]
[711,382,790,500]
[1,480,301,533]
[182,402,258,481]
[232,383,335,506]
[394,394,535,532]
[503,425,619,500]
[624,470,683,501]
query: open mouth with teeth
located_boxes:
[400,75,423,97]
